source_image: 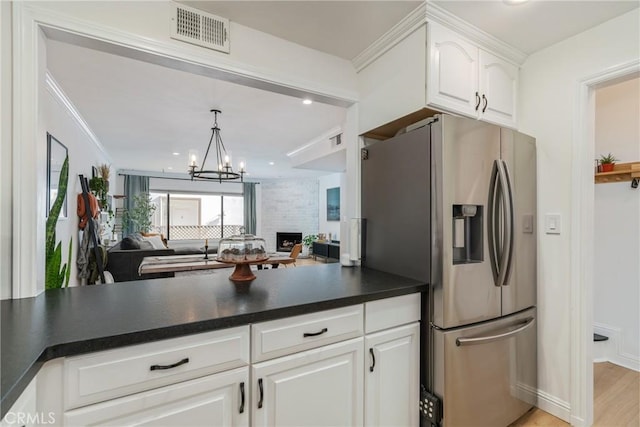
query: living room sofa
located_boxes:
[106,233,218,282]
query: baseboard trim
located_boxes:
[593,323,640,372]
[535,388,571,423]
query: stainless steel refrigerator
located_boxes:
[361,114,537,427]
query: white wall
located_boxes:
[518,9,640,421]
[0,1,13,299]
[43,71,114,287]
[260,179,319,252]
[318,173,343,241]
[28,1,357,102]
[593,77,640,370]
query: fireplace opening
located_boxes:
[276,232,302,252]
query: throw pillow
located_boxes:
[121,236,141,250]
[138,240,154,250]
[143,235,167,250]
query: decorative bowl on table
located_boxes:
[217,232,268,283]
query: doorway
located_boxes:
[572,61,640,426]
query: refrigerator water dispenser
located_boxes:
[452,204,483,264]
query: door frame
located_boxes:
[570,59,639,426]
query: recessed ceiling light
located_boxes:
[269,161,275,166]
[167,166,173,170]
[302,99,312,105]
[172,152,180,156]
[503,0,529,4]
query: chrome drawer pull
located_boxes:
[149,357,189,371]
[303,327,328,338]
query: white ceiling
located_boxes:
[178,1,423,60]
[45,1,639,181]
[433,0,639,55]
[46,39,347,180]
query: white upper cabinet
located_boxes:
[427,23,479,118]
[358,26,427,134]
[478,49,518,128]
[427,21,518,129]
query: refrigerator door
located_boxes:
[361,124,431,282]
[432,115,501,329]
[433,307,537,427]
[500,129,537,315]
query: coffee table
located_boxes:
[138,254,295,276]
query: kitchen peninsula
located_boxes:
[1,264,426,425]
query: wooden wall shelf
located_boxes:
[594,161,640,184]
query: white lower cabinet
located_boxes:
[32,294,421,426]
[252,338,364,427]
[365,322,420,427]
[63,367,249,426]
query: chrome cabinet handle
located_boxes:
[456,317,535,346]
[149,357,189,371]
[257,378,264,409]
[303,327,328,337]
[475,92,481,111]
[239,382,245,414]
[369,348,376,372]
[482,94,488,113]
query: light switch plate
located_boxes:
[522,214,534,234]
[545,214,561,234]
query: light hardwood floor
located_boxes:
[511,362,639,426]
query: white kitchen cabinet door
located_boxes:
[252,338,363,427]
[63,367,249,426]
[427,22,479,118]
[479,49,518,128]
[365,322,420,427]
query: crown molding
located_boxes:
[425,3,528,65]
[353,1,528,72]
[352,3,427,72]
[45,72,113,164]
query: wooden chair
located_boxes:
[277,243,302,268]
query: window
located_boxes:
[149,192,244,240]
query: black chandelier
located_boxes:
[188,109,245,182]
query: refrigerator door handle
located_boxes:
[455,317,535,346]
[496,161,513,288]
[500,160,515,287]
[488,161,501,285]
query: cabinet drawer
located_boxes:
[64,326,250,410]
[365,293,421,333]
[252,305,364,362]
[64,367,249,426]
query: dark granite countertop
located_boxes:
[1,264,425,416]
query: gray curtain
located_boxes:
[124,174,150,236]
[243,182,257,235]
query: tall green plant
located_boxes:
[123,193,157,233]
[45,155,72,289]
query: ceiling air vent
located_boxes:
[170,3,230,53]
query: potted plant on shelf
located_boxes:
[89,176,108,210]
[599,153,619,173]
